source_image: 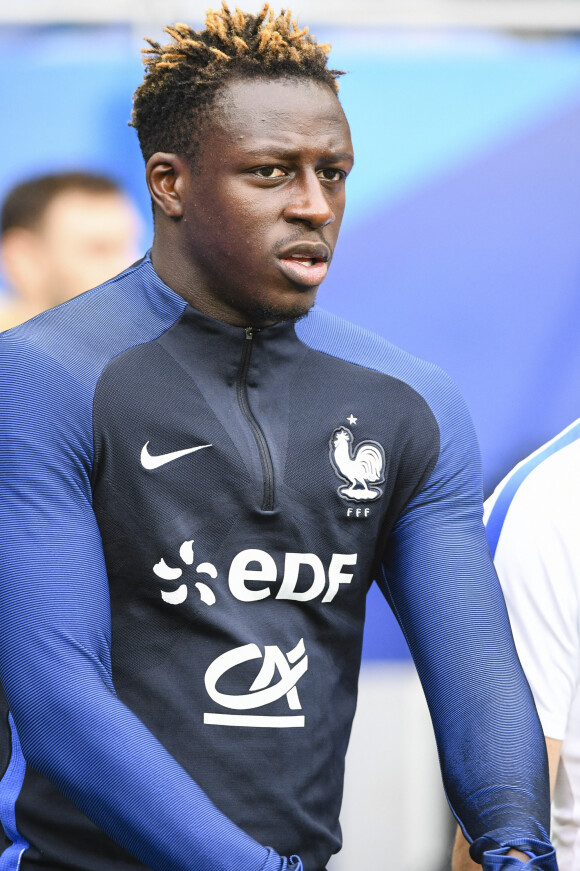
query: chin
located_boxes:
[246,290,317,327]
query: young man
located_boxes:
[453,419,580,870]
[0,172,141,330]
[0,6,557,870]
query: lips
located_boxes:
[277,242,331,288]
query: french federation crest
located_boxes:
[329,426,386,502]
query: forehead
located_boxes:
[209,76,352,156]
[41,190,139,238]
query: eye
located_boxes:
[317,168,346,183]
[254,166,287,179]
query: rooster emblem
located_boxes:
[329,427,385,502]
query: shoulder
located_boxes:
[486,423,580,735]
[0,256,188,462]
[485,419,580,559]
[296,306,465,428]
[297,308,484,510]
[0,254,187,398]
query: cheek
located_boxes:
[184,183,281,268]
[192,201,249,244]
[216,210,273,259]
[50,246,84,283]
[330,191,346,226]
[227,200,271,235]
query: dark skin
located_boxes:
[147,76,354,327]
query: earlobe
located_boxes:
[146,152,188,219]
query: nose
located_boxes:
[283,170,335,229]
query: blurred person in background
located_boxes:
[0,171,141,331]
[453,419,580,870]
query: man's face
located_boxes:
[175,76,354,326]
[38,189,141,306]
[2,189,141,310]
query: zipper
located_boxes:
[236,326,275,511]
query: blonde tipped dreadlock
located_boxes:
[131,3,343,163]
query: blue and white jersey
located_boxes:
[486,420,580,871]
[0,253,555,870]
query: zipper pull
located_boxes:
[245,326,254,340]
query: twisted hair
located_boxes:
[131,3,343,163]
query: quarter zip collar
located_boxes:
[143,250,311,514]
[236,325,275,511]
[140,248,301,351]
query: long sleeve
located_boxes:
[380,376,556,870]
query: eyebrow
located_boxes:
[242,146,354,163]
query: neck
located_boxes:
[150,232,302,330]
[151,233,257,326]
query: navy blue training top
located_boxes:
[0,254,556,870]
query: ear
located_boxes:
[0,227,45,303]
[146,152,189,219]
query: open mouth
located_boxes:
[278,245,330,287]
[287,256,322,267]
[278,256,329,287]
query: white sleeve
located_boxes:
[487,444,580,741]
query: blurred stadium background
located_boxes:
[1,2,580,868]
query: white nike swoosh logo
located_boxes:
[140,441,213,470]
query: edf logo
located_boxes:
[228,550,357,603]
